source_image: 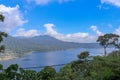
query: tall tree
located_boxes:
[97,33,119,56]
[0,14,8,53]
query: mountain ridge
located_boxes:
[2,35,101,55]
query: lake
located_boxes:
[0,48,115,71]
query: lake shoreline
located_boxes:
[0,51,33,61]
[0,55,18,61]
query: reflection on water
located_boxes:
[0,48,115,71]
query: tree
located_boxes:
[0,45,5,53]
[97,33,119,56]
[0,14,8,53]
[37,66,57,80]
[77,51,90,76]
[77,51,89,61]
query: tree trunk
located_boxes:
[104,46,107,56]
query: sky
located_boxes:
[0,0,120,43]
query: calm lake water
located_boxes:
[0,48,115,71]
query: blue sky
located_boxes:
[0,0,120,43]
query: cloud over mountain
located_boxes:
[14,28,39,37]
[44,23,96,43]
[12,23,120,43]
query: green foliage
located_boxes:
[59,51,120,80]
[108,50,120,57]
[0,64,19,80]
[0,14,8,53]
[0,45,5,53]
[0,32,8,53]
[85,56,120,80]
[77,51,89,60]
[97,33,119,56]
[58,64,79,80]
[0,64,3,70]
[37,66,57,80]
[20,69,37,80]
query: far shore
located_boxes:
[0,51,33,61]
[0,55,18,61]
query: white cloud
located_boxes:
[0,5,27,33]
[101,0,120,7]
[14,28,39,37]
[12,23,120,43]
[44,24,58,35]
[27,0,72,5]
[114,27,120,35]
[44,23,96,43]
[91,25,104,36]
[65,33,96,43]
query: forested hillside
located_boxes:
[3,35,101,54]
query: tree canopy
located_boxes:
[97,33,119,56]
[0,14,8,53]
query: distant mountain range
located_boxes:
[2,35,101,55]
